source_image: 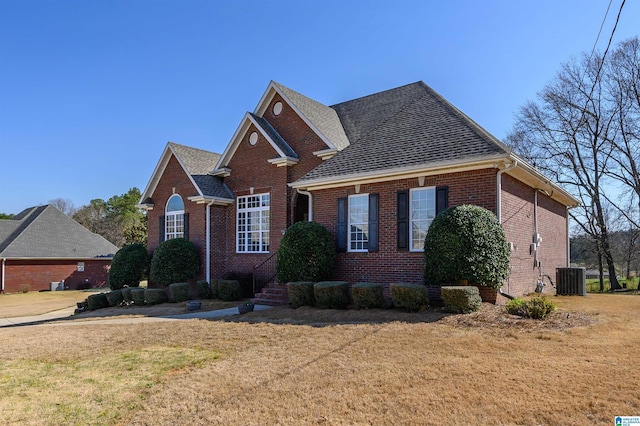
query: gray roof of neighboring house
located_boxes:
[0,205,119,258]
[168,142,233,199]
[250,114,298,159]
[296,81,511,182]
[274,82,350,151]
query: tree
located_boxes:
[0,213,14,219]
[506,40,629,290]
[72,188,146,247]
[604,37,640,227]
[48,198,77,216]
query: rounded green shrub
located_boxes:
[149,238,200,286]
[217,279,243,301]
[105,289,124,307]
[145,288,168,305]
[424,205,509,289]
[87,293,109,311]
[352,283,386,309]
[130,288,146,305]
[108,243,149,290]
[122,287,133,304]
[506,297,556,319]
[196,281,211,299]
[390,283,428,312]
[276,222,336,284]
[441,286,482,314]
[210,280,219,299]
[287,281,315,308]
[169,282,191,302]
[313,281,350,309]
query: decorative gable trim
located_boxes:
[313,148,338,160]
[138,143,204,206]
[187,195,234,206]
[213,112,296,173]
[253,81,343,152]
[268,156,299,167]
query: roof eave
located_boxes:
[290,154,508,190]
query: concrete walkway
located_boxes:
[0,304,273,328]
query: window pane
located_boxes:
[237,193,270,252]
[410,188,435,251]
[167,195,184,212]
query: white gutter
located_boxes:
[1,258,5,293]
[205,200,215,283]
[296,189,313,222]
[496,160,518,223]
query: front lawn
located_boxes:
[0,293,638,424]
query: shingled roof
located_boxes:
[167,142,233,199]
[0,205,118,258]
[294,81,511,184]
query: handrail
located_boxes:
[252,252,278,295]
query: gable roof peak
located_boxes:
[255,81,351,152]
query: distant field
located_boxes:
[0,293,639,425]
[586,277,639,292]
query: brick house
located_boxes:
[139,81,578,302]
[0,205,118,293]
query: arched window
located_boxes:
[165,194,185,240]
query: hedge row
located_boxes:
[79,279,246,313]
[286,282,453,312]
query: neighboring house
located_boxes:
[0,205,118,293]
[139,81,578,301]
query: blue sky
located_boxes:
[1,0,638,215]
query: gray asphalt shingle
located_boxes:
[296,81,510,183]
[168,142,233,199]
[0,205,118,258]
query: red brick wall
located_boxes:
[147,155,208,282]
[2,259,111,293]
[312,169,499,286]
[501,174,568,296]
[215,95,332,277]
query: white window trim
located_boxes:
[165,194,185,240]
[348,193,369,253]
[409,187,436,252]
[236,193,270,253]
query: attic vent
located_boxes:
[249,132,258,145]
[273,101,283,115]
[556,267,587,296]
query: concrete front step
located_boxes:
[252,286,289,306]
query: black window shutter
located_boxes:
[183,213,189,240]
[397,190,409,250]
[436,186,449,215]
[159,215,165,243]
[336,197,347,253]
[368,193,379,252]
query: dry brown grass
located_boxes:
[0,294,639,425]
[0,290,91,317]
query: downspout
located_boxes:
[496,160,517,224]
[296,189,313,222]
[496,160,517,299]
[566,205,576,267]
[1,258,5,294]
[205,200,216,284]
